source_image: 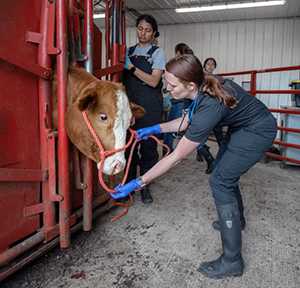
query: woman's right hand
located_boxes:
[135,124,162,140]
[110,179,140,199]
[124,52,131,69]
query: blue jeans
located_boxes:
[163,102,183,152]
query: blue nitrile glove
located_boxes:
[124,52,131,69]
[135,124,162,140]
[110,179,139,199]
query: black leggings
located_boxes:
[209,115,277,206]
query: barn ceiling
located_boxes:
[93,0,300,28]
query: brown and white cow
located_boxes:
[52,65,145,175]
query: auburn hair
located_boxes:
[165,54,237,108]
[174,43,194,56]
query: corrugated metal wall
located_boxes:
[99,18,299,126]
[124,18,300,113]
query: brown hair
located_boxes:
[174,43,194,56]
[165,54,237,108]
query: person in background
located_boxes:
[162,43,193,155]
[111,54,277,279]
[195,57,224,173]
[122,14,166,204]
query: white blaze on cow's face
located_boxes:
[97,89,132,175]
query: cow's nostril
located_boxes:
[112,163,125,175]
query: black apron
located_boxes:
[123,44,164,129]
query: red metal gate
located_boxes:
[0,0,126,281]
[213,66,300,165]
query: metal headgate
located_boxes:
[0,0,126,281]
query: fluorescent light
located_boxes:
[93,13,105,19]
[175,0,286,13]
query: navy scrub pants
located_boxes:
[209,115,277,206]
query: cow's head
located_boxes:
[65,81,145,175]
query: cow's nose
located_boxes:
[112,163,125,175]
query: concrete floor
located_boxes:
[2,141,300,288]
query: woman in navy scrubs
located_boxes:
[122,14,166,204]
[113,54,277,279]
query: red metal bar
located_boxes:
[73,148,87,189]
[82,0,94,232]
[0,232,45,267]
[47,132,64,202]
[93,63,124,78]
[46,0,61,56]
[57,0,70,248]
[277,126,300,134]
[265,152,300,165]
[38,0,56,231]
[121,0,126,45]
[273,140,300,150]
[106,0,111,79]
[269,109,300,115]
[217,65,300,77]
[255,90,300,94]
[250,71,257,97]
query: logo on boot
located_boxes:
[226,220,233,229]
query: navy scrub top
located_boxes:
[184,78,276,144]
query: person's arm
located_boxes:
[110,135,199,199]
[160,115,190,133]
[128,61,163,88]
[141,136,199,183]
[135,116,190,140]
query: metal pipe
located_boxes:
[38,0,56,229]
[265,152,300,165]
[217,65,300,77]
[57,0,70,248]
[273,140,300,150]
[83,0,94,231]
[269,109,300,115]
[112,1,117,44]
[277,126,300,134]
[255,90,300,94]
[0,232,45,267]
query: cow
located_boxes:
[52,65,145,175]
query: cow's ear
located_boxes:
[77,88,98,111]
[129,101,146,119]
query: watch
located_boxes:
[137,176,146,189]
[129,66,136,74]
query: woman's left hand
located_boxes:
[135,124,162,140]
[110,179,140,199]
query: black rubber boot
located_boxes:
[140,186,153,204]
[196,150,204,162]
[212,218,246,231]
[198,145,215,174]
[212,186,246,231]
[140,167,153,204]
[198,201,244,279]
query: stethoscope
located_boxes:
[172,93,199,139]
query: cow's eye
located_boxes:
[99,114,108,122]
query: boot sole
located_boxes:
[198,266,243,279]
[142,198,153,204]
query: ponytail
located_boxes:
[202,75,238,108]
